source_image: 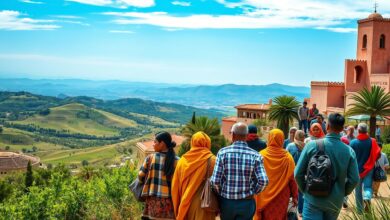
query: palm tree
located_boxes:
[179,116,226,156]
[347,85,390,138]
[268,95,300,137]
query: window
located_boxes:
[363,35,367,49]
[380,34,386,49]
[354,66,363,83]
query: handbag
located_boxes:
[129,155,152,202]
[373,161,387,182]
[200,157,219,212]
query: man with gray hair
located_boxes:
[350,123,381,213]
[211,122,269,220]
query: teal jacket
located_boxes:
[294,132,359,211]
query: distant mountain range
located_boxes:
[0,78,310,110]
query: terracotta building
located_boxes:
[135,134,185,164]
[308,12,390,115]
[0,152,40,176]
[221,100,273,141]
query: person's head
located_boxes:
[327,113,345,133]
[154,131,176,176]
[248,124,258,134]
[310,123,324,138]
[288,127,298,140]
[378,142,383,149]
[231,122,248,142]
[346,125,355,136]
[191,131,211,150]
[303,101,307,107]
[316,114,323,123]
[312,103,317,109]
[357,123,368,134]
[294,130,306,142]
[268,129,285,148]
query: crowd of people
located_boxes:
[135,104,389,220]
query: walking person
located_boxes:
[341,125,356,145]
[284,127,298,149]
[211,122,269,220]
[350,123,381,213]
[375,125,381,142]
[254,129,298,220]
[295,113,359,220]
[372,143,389,197]
[138,132,179,220]
[171,131,216,220]
[246,124,267,152]
[286,130,306,216]
[298,101,309,134]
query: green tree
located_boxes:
[82,160,89,167]
[268,95,300,137]
[0,125,3,133]
[347,85,390,138]
[25,161,33,191]
[32,146,37,152]
[180,116,226,156]
[5,146,10,151]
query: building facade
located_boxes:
[309,12,390,115]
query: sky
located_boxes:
[0,0,390,86]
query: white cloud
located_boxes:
[109,30,135,34]
[19,0,44,4]
[53,15,84,19]
[171,1,191,7]
[0,10,60,31]
[66,0,154,8]
[103,0,390,30]
[315,27,357,33]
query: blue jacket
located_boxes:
[350,137,372,174]
[294,132,359,211]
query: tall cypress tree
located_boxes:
[25,161,33,191]
[191,112,196,124]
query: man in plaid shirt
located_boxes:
[211,122,268,220]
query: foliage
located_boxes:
[347,85,390,137]
[81,160,89,167]
[381,126,390,144]
[0,126,2,133]
[179,116,227,156]
[25,161,33,191]
[0,164,142,219]
[268,95,300,137]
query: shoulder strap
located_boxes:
[315,139,325,154]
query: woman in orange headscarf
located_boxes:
[304,122,326,144]
[254,129,298,220]
[171,131,216,220]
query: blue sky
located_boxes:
[0,0,389,86]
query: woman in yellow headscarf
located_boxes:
[254,129,298,220]
[171,131,216,220]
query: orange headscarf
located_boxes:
[171,132,215,220]
[309,122,325,138]
[254,129,295,220]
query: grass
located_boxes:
[128,112,179,127]
[13,103,137,137]
[0,127,66,151]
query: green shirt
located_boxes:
[294,132,359,211]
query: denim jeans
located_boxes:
[219,196,256,220]
[299,119,308,133]
[298,192,304,214]
[302,201,339,220]
[355,169,374,213]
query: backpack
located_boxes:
[305,139,334,197]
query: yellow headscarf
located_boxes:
[254,129,295,219]
[171,132,215,220]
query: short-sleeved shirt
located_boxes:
[140,152,179,198]
[377,152,389,170]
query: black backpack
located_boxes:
[305,139,334,197]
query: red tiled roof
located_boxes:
[235,104,270,111]
[137,134,185,153]
[222,116,237,122]
[0,152,40,170]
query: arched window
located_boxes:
[354,66,363,83]
[380,34,386,48]
[362,35,367,49]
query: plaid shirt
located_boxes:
[211,141,268,199]
[140,152,179,198]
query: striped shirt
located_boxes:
[140,152,179,198]
[210,141,269,200]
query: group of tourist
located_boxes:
[136,110,389,220]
